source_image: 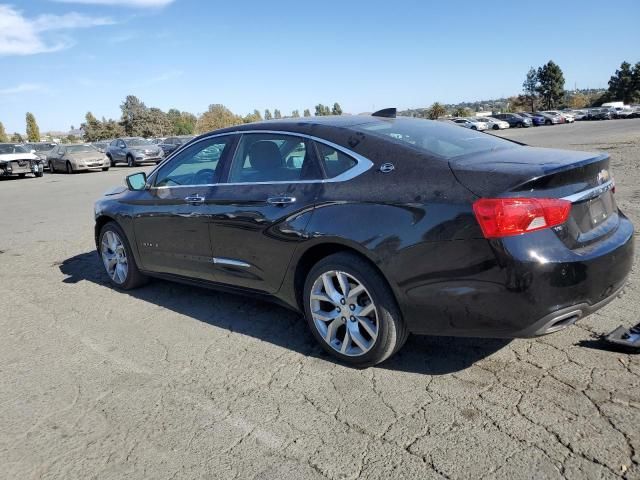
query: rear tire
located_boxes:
[492,125,499,130]
[303,252,408,367]
[18,173,26,178]
[98,221,148,290]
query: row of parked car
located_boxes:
[449,104,640,131]
[0,135,197,179]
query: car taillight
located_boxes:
[473,198,571,239]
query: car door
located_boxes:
[206,132,324,293]
[131,134,237,281]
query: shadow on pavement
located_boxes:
[59,251,510,375]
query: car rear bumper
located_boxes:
[399,213,634,338]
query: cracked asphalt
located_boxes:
[1,119,639,479]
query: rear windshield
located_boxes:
[355,118,518,159]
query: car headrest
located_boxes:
[248,141,283,172]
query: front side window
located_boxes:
[227,133,322,183]
[316,143,357,178]
[154,136,232,187]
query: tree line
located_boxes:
[1,60,637,142]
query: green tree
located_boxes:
[291,110,300,118]
[264,109,273,120]
[536,61,565,109]
[273,109,282,119]
[196,104,242,133]
[101,117,124,139]
[426,102,446,119]
[331,102,343,115]
[607,61,640,104]
[81,112,103,142]
[303,109,311,117]
[452,107,472,117]
[120,95,148,136]
[0,122,8,142]
[522,67,538,112]
[315,104,331,116]
[11,132,23,142]
[26,112,40,142]
[243,109,262,124]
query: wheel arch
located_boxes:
[287,239,401,314]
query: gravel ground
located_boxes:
[1,119,639,480]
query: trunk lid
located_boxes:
[450,146,616,248]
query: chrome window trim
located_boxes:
[561,180,614,203]
[147,130,373,189]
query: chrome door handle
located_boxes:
[184,194,205,205]
[267,196,296,205]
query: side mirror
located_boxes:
[126,172,147,191]
[30,149,36,154]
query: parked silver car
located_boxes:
[106,137,164,167]
[452,118,488,131]
[48,144,110,174]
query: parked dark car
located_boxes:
[589,107,616,120]
[491,113,532,128]
[517,112,546,126]
[91,141,110,153]
[106,137,164,167]
[158,135,195,157]
[0,143,44,178]
[94,113,634,367]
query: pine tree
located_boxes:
[522,67,538,112]
[273,109,282,119]
[331,102,343,115]
[536,61,565,109]
[607,61,640,104]
[264,109,272,120]
[26,112,40,142]
[291,110,300,118]
[303,109,311,117]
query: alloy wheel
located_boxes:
[309,270,379,357]
[101,230,129,284]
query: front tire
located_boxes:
[108,154,115,167]
[492,125,500,130]
[126,155,135,167]
[99,222,148,290]
[102,167,109,172]
[303,252,408,367]
[49,161,55,173]
[66,161,73,174]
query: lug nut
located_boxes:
[349,304,355,311]
[340,299,346,305]
[341,317,346,322]
[350,316,356,322]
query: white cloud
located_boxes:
[54,0,174,7]
[0,83,45,95]
[0,5,114,56]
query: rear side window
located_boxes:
[315,142,357,178]
[356,117,518,159]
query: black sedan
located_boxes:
[158,135,195,157]
[93,112,633,366]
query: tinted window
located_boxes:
[316,143,357,178]
[154,136,232,187]
[227,133,322,183]
[356,117,518,159]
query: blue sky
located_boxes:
[1,0,639,133]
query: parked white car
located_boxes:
[0,143,44,178]
[473,117,510,130]
[452,118,488,131]
[544,110,575,123]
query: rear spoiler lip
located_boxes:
[505,151,609,195]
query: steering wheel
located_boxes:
[192,168,216,185]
